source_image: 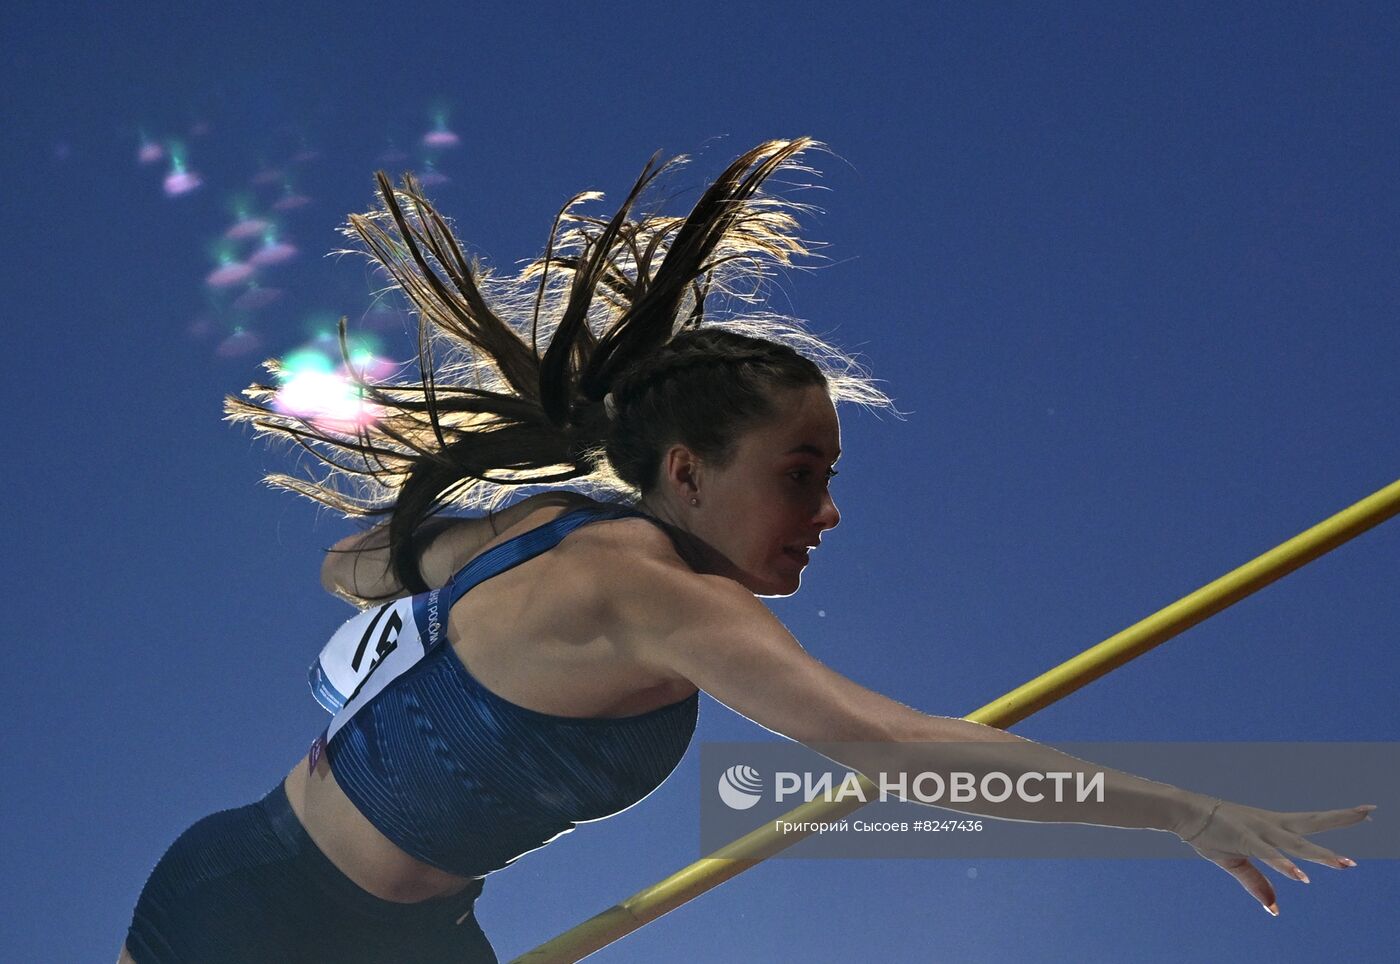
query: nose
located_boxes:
[815,488,841,532]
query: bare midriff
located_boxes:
[281,501,698,904]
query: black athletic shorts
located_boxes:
[125,781,496,963]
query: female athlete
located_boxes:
[120,139,1373,963]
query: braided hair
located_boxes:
[603,328,827,490]
[225,138,894,594]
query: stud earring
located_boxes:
[689,497,699,506]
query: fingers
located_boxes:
[1279,806,1376,835]
[1208,852,1279,916]
[1189,803,1373,916]
[1252,843,1311,884]
[1271,805,1373,869]
[1273,833,1360,870]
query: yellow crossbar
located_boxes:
[514,478,1400,963]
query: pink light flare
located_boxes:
[339,353,400,382]
[164,169,203,197]
[232,285,285,311]
[163,142,202,196]
[225,217,272,240]
[206,261,256,288]
[138,140,164,165]
[415,164,449,188]
[274,371,384,432]
[216,327,263,358]
[272,192,312,211]
[421,129,460,149]
[248,239,298,267]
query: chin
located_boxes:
[734,555,807,597]
[752,572,803,598]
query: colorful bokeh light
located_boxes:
[162,142,203,197]
[231,285,284,311]
[206,260,255,288]
[137,135,164,165]
[273,347,386,431]
[248,232,298,267]
[215,327,262,358]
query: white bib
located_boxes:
[306,587,447,771]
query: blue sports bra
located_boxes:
[306,503,699,878]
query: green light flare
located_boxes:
[207,240,238,265]
[280,349,335,379]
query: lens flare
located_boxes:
[226,217,271,240]
[273,350,384,431]
[163,142,203,197]
[415,160,449,188]
[164,171,203,196]
[422,111,460,149]
[206,260,255,288]
[334,333,398,381]
[304,328,341,355]
[422,130,460,148]
[137,132,164,165]
[272,185,312,211]
[342,352,399,382]
[248,230,298,267]
[225,198,273,240]
[216,326,262,358]
[282,348,334,377]
[231,284,285,311]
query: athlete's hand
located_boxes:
[1173,797,1375,915]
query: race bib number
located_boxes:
[307,587,448,772]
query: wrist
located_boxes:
[1165,790,1220,838]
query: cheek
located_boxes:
[735,532,783,570]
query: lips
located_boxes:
[783,546,811,565]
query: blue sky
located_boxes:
[5,1,1397,960]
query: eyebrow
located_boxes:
[784,444,841,462]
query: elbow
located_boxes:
[852,708,1013,757]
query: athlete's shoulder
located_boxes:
[582,515,745,615]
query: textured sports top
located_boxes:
[306,503,699,878]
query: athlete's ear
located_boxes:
[655,443,703,502]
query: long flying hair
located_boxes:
[225,138,895,592]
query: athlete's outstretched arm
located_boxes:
[321,491,595,603]
[621,561,1373,915]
